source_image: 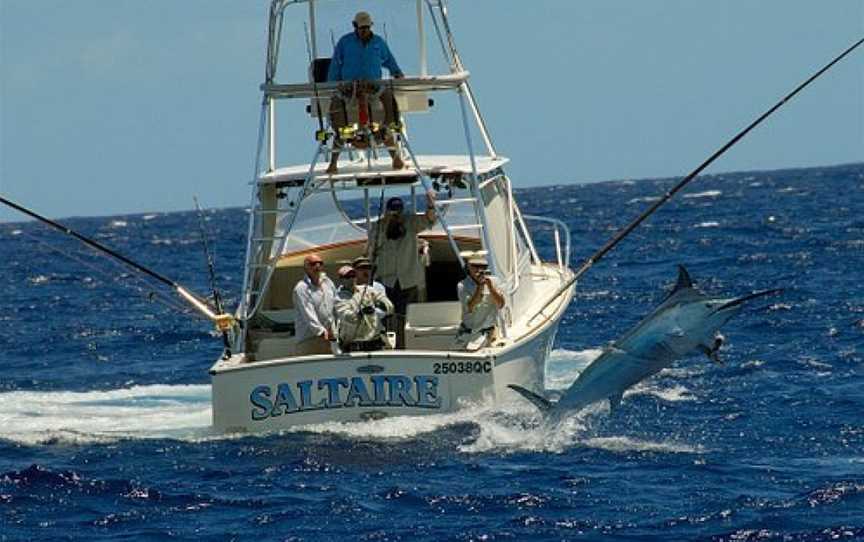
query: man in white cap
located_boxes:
[326,11,405,174]
[456,257,505,351]
[292,253,337,355]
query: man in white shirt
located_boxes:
[334,257,394,352]
[292,253,337,355]
[457,257,505,351]
[367,193,436,348]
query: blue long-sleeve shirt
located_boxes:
[327,32,403,82]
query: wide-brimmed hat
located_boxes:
[354,11,373,27]
[352,256,372,269]
[337,265,355,278]
[467,257,488,267]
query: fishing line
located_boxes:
[0,195,230,327]
[529,36,864,323]
[17,228,192,316]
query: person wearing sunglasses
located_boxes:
[292,253,337,355]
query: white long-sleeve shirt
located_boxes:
[292,274,337,341]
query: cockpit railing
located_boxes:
[522,215,571,272]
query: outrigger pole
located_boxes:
[0,195,235,332]
[530,36,864,324]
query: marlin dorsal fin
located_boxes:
[508,385,553,412]
[673,265,694,293]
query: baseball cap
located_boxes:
[354,11,373,27]
[385,197,404,212]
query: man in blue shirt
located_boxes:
[326,11,405,174]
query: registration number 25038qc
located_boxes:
[432,360,492,375]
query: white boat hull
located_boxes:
[210,307,564,433]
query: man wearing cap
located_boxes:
[326,11,405,174]
[334,256,394,352]
[292,253,337,355]
[456,257,505,351]
[368,192,437,348]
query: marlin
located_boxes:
[509,265,780,419]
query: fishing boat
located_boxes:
[208,0,575,433]
[5,3,854,436]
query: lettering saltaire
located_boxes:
[250,375,441,420]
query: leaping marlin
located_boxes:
[509,265,780,420]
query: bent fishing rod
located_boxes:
[0,195,235,332]
[530,35,864,324]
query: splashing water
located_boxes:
[0,385,213,445]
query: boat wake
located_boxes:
[0,350,701,454]
[0,384,214,446]
[298,348,704,455]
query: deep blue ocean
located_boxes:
[1,163,863,541]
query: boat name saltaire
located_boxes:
[250,375,441,420]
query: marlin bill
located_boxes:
[509,265,781,420]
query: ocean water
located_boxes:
[1,163,863,541]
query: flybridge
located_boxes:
[256,156,509,188]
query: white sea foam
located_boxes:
[0,384,213,446]
[545,348,603,390]
[583,436,703,454]
[109,220,128,228]
[627,196,661,205]
[28,275,50,285]
[628,382,696,402]
[11,229,22,236]
[695,221,720,228]
[142,214,158,221]
[683,190,722,199]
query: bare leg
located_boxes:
[379,89,404,170]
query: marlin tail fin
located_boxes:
[508,385,553,412]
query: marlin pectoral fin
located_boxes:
[608,392,623,413]
[508,385,553,412]
[698,343,723,365]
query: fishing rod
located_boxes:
[193,197,233,357]
[303,22,328,144]
[346,188,388,345]
[0,195,235,332]
[529,35,864,324]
